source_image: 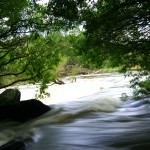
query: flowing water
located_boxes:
[0,73,150,150]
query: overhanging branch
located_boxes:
[0,78,32,89]
[0,54,28,69]
[0,62,30,77]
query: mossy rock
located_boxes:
[0,89,21,106]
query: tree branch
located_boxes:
[0,78,32,89]
[0,63,29,77]
[0,50,10,61]
[0,54,28,69]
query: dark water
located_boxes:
[0,74,150,150]
[25,96,150,150]
[0,98,150,150]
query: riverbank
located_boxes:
[57,65,120,77]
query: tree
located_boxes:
[46,0,150,71]
[80,0,150,94]
[0,0,67,93]
[47,0,150,94]
[80,0,150,71]
[1,0,149,95]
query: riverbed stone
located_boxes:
[0,89,21,106]
[0,99,51,122]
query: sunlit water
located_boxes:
[0,73,150,150]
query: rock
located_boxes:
[0,140,25,150]
[0,99,51,122]
[130,143,150,150]
[54,79,65,85]
[0,89,21,106]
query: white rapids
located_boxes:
[18,73,133,105]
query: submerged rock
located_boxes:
[0,89,21,106]
[0,99,51,122]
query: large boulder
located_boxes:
[0,89,21,106]
[0,99,51,122]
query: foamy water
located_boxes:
[18,73,133,105]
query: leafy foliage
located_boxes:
[47,0,86,29]
[138,80,150,95]
[0,0,150,96]
[48,0,150,95]
[0,0,60,92]
[79,0,150,71]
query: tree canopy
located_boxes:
[81,0,150,71]
[48,0,150,94]
[0,0,150,95]
[0,0,63,93]
[46,0,150,70]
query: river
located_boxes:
[0,73,150,150]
